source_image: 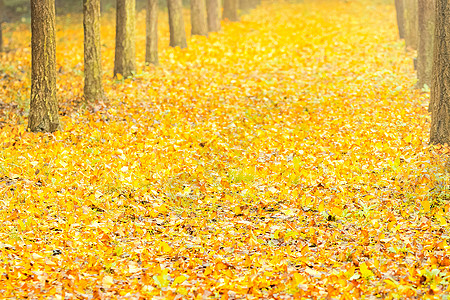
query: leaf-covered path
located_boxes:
[0,0,448,298]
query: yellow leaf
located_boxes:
[318,202,325,213]
[293,273,306,284]
[176,287,188,295]
[331,206,342,217]
[437,215,447,226]
[404,134,412,143]
[345,266,355,279]
[102,275,114,288]
[234,206,242,215]
[422,200,430,213]
[160,241,172,253]
[359,262,374,279]
[172,275,188,287]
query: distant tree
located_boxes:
[29,0,60,132]
[146,0,158,64]
[114,0,136,77]
[206,0,220,32]
[430,0,450,144]
[416,0,435,89]
[239,0,254,12]
[83,0,105,101]
[0,0,4,52]
[223,0,238,22]
[191,0,208,36]
[403,0,418,50]
[394,0,405,39]
[167,0,187,48]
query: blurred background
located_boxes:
[2,0,187,21]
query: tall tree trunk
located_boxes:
[191,0,208,36]
[206,0,220,32]
[223,0,239,22]
[29,0,60,132]
[430,0,450,144]
[168,0,187,48]
[114,0,136,78]
[0,0,4,52]
[146,0,158,64]
[417,0,435,89]
[395,0,405,39]
[83,0,105,102]
[403,0,418,50]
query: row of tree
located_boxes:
[394,0,432,89]
[395,0,450,145]
[1,0,259,133]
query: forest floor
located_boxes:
[1,0,449,298]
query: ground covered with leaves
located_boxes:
[1,0,450,298]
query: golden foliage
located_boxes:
[0,0,449,298]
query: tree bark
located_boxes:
[146,0,158,64]
[223,0,239,22]
[84,0,105,102]
[395,0,405,39]
[417,0,435,89]
[430,0,450,144]
[191,0,208,36]
[29,0,60,132]
[403,0,418,50]
[0,0,4,52]
[114,0,136,78]
[168,0,187,48]
[206,0,220,32]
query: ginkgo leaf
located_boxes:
[102,275,114,288]
[359,262,374,279]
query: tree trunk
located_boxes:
[146,0,158,64]
[403,0,418,50]
[223,0,239,22]
[0,0,4,52]
[28,0,60,132]
[83,0,105,102]
[206,0,220,32]
[168,0,187,48]
[417,0,435,89]
[191,0,208,36]
[114,0,136,78]
[395,0,405,39]
[430,0,450,144]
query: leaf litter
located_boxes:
[0,0,449,298]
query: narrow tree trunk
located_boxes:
[84,0,105,102]
[417,0,435,89]
[206,0,220,32]
[146,0,158,64]
[114,0,136,77]
[191,0,208,36]
[0,0,4,52]
[395,0,405,39]
[430,0,450,144]
[168,0,187,48]
[29,0,60,132]
[0,21,3,53]
[403,0,418,50]
[223,0,239,22]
